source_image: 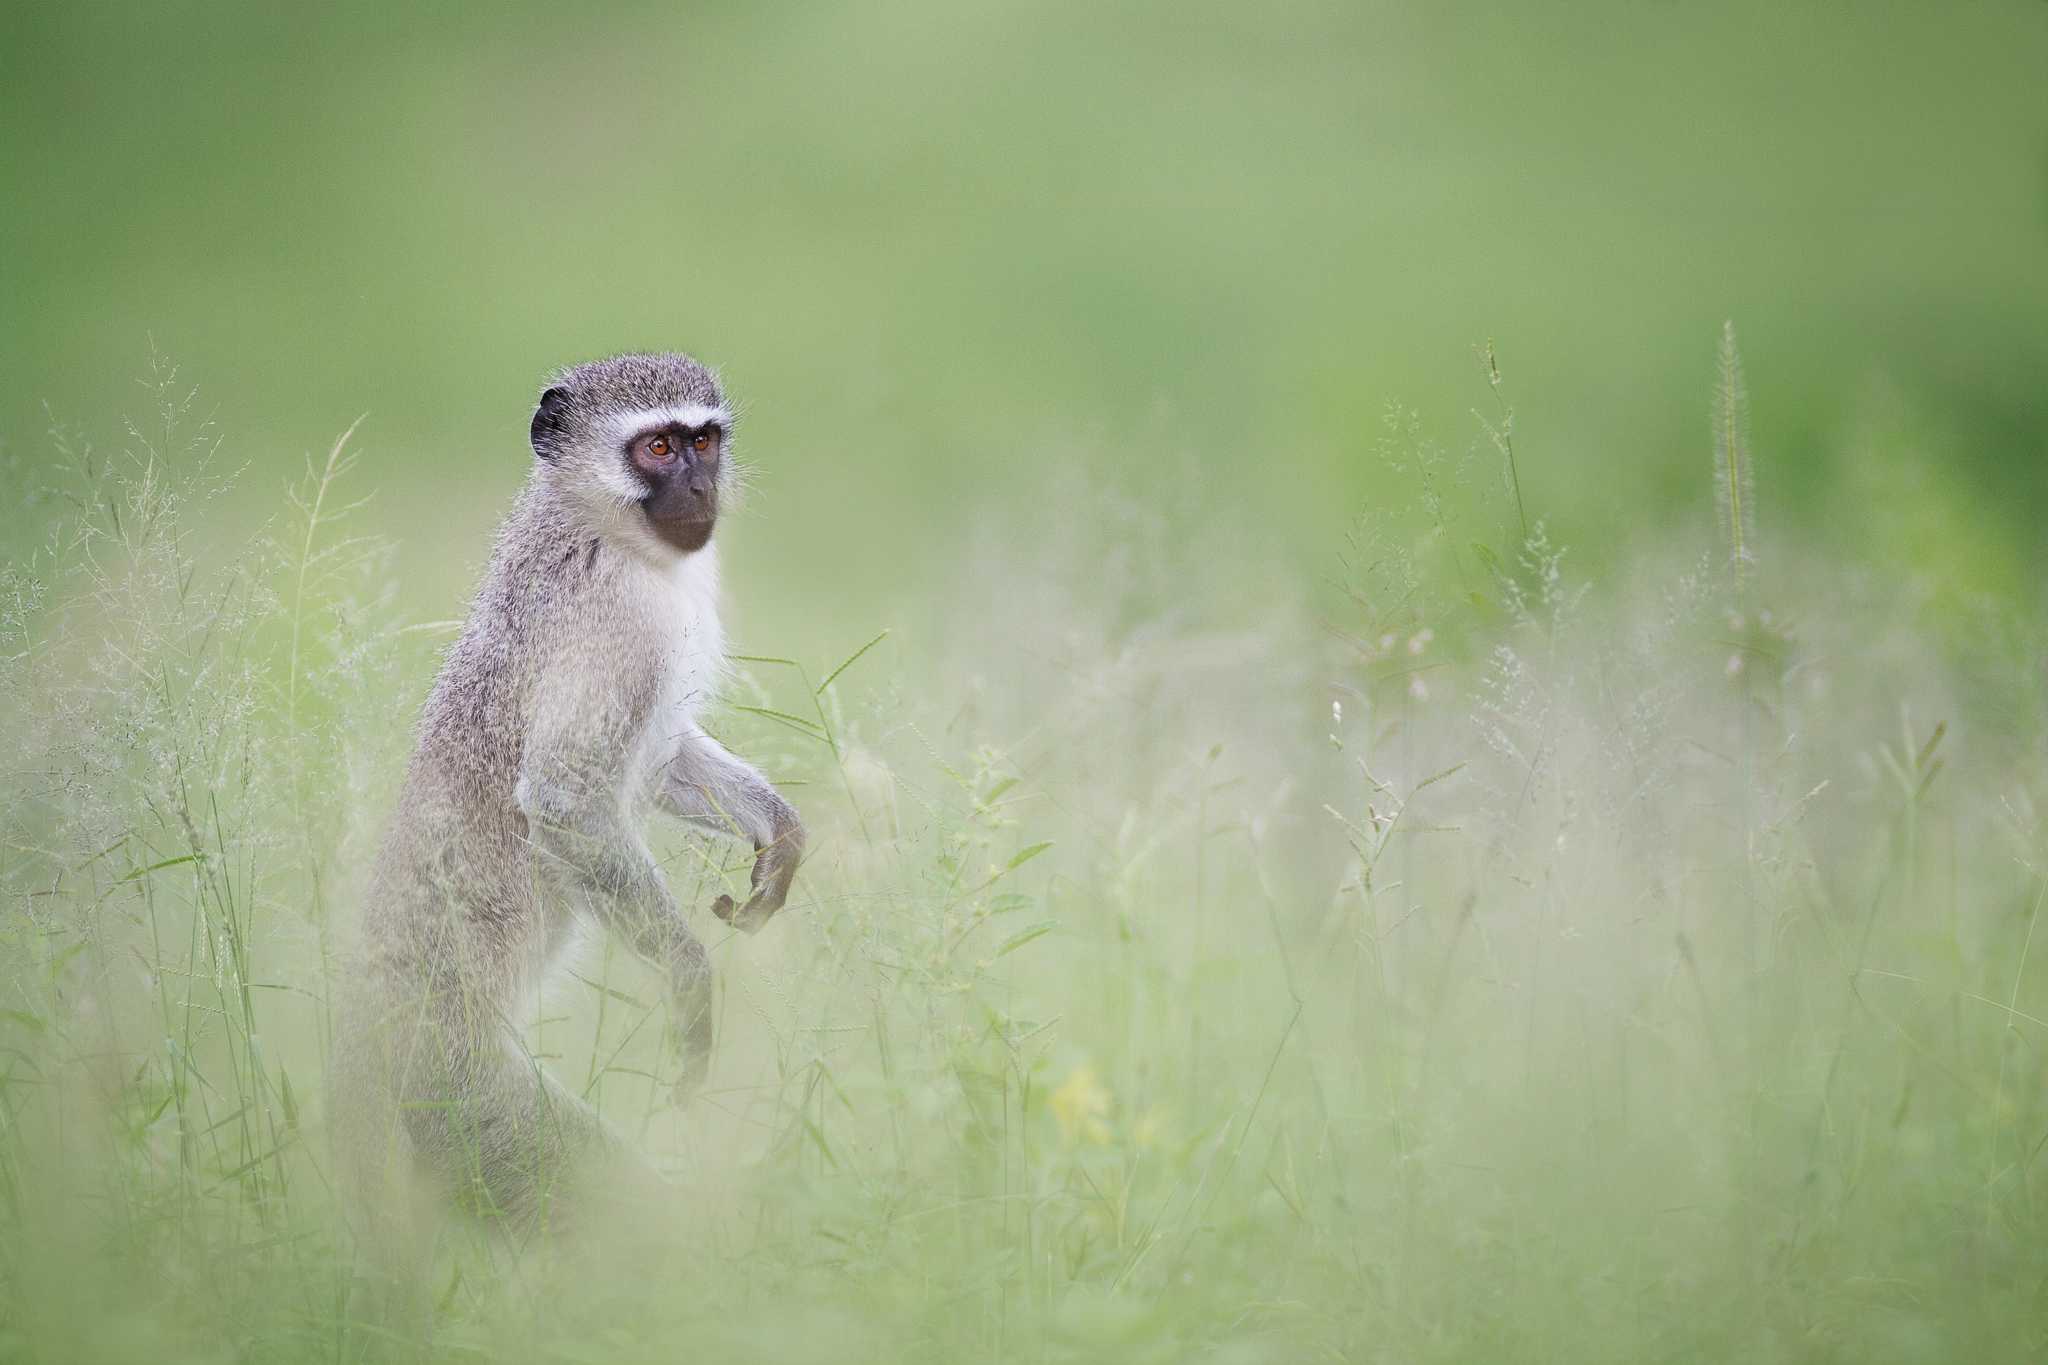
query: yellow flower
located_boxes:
[1051,1062,1112,1144]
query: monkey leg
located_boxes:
[399,1026,667,1241]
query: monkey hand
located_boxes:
[669,977,714,1108]
[711,817,803,935]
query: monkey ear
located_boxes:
[530,386,570,461]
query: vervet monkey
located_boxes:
[330,352,802,1313]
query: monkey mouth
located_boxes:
[638,474,718,546]
[644,503,717,553]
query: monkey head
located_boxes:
[528,352,736,557]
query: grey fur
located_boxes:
[330,353,802,1328]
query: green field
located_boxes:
[3,4,2046,1361]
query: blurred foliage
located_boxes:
[3,0,2046,641]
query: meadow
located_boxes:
[1,331,2043,1364]
[5,7,2047,1358]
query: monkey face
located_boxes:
[627,424,722,553]
[527,353,736,560]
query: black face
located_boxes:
[626,424,722,553]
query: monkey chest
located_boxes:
[630,588,723,769]
[646,650,714,748]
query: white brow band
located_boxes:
[609,404,732,441]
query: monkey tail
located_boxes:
[329,977,433,1351]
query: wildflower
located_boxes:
[1051,1062,1112,1144]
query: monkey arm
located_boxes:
[655,726,804,935]
[519,744,674,932]
[520,708,717,1093]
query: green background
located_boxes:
[4,1,2045,636]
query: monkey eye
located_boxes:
[648,436,670,458]
[691,432,712,453]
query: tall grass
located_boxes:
[1714,323,1756,595]
[1,342,2044,1363]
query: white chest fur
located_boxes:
[632,546,726,771]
